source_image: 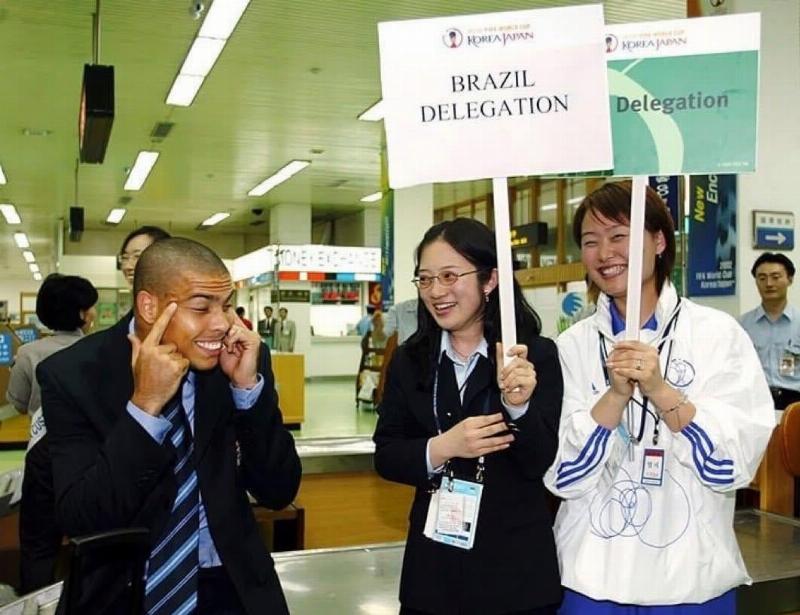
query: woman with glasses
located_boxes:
[374,218,563,615]
[118,225,171,288]
[544,182,774,614]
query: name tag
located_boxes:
[641,448,665,486]
[423,477,483,550]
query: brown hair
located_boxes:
[573,181,676,293]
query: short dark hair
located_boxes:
[120,225,171,255]
[236,306,246,316]
[36,273,98,331]
[134,237,229,297]
[263,306,273,314]
[751,252,795,278]
[573,181,676,293]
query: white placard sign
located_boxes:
[378,4,613,189]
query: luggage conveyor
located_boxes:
[4,510,800,614]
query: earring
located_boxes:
[484,291,490,303]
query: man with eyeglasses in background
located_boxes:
[118,226,171,289]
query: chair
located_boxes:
[779,401,800,515]
[62,528,150,615]
[374,333,398,407]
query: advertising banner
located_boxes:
[687,174,737,296]
[605,13,759,176]
[381,191,395,309]
[378,4,612,188]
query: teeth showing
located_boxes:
[600,265,625,277]
[197,341,222,351]
[434,302,456,312]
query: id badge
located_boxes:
[641,448,665,486]
[427,477,483,550]
[780,352,797,377]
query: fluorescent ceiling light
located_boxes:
[360,192,383,203]
[199,0,250,40]
[13,232,30,248]
[0,164,6,184]
[567,196,584,204]
[105,208,127,224]
[29,263,40,273]
[248,160,311,197]
[200,212,231,227]
[0,203,21,224]
[22,250,35,263]
[33,272,42,281]
[541,203,557,211]
[166,74,205,106]
[124,151,160,191]
[180,37,226,76]
[358,100,384,122]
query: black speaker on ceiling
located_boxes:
[69,207,84,242]
[79,64,115,164]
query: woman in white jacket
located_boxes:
[545,181,774,614]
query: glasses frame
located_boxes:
[412,269,485,290]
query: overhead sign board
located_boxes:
[605,13,760,176]
[378,4,613,188]
[753,210,795,251]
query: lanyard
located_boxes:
[598,300,682,446]
[432,354,490,483]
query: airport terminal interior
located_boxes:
[0,0,799,613]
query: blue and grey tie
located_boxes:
[144,395,200,615]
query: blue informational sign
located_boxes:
[381,192,395,310]
[687,175,737,296]
[649,176,680,229]
[15,327,39,344]
[0,333,13,366]
[753,211,795,250]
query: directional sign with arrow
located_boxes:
[753,210,795,251]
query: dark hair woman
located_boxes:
[374,218,563,614]
[545,181,774,614]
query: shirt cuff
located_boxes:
[501,397,530,421]
[230,374,264,410]
[126,402,172,444]
[426,438,446,475]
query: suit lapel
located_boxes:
[461,355,492,414]
[99,317,136,425]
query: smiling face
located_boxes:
[417,238,497,338]
[120,233,157,287]
[153,270,236,371]
[580,210,665,302]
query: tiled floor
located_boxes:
[291,377,378,439]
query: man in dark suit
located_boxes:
[38,238,301,614]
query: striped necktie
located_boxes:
[144,392,200,615]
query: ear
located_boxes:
[654,230,667,257]
[135,290,160,326]
[483,268,499,296]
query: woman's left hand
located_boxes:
[496,343,537,406]
[606,340,665,397]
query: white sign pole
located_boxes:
[624,176,648,340]
[492,177,517,365]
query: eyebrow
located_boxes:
[184,290,235,302]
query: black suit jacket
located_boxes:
[374,332,563,615]
[37,316,301,614]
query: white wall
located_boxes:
[733,0,800,315]
[0,278,44,321]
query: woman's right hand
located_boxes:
[429,413,514,468]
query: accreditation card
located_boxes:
[423,477,483,550]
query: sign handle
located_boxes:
[624,176,648,341]
[492,177,517,365]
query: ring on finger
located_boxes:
[636,358,643,371]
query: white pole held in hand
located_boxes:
[492,177,517,365]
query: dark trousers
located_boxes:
[771,387,800,410]
[198,567,246,615]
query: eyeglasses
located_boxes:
[118,251,143,266]
[412,269,483,290]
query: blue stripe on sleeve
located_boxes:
[682,423,734,485]
[556,426,611,489]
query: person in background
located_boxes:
[38,238,300,614]
[275,307,296,352]
[545,181,774,614]
[384,298,419,345]
[6,273,98,594]
[257,306,276,349]
[357,305,376,337]
[118,225,171,288]
[374,218,563,614]
[370,310,387,349]
[740,253,800,409]
[236,306,253,330]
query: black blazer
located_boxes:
[37,316,301,614]
[374,332,563,615]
